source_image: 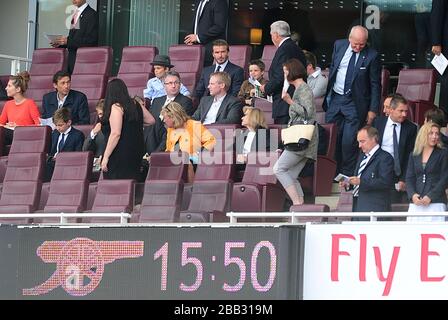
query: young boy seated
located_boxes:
[45,107,85,181]
[237,59,267,107]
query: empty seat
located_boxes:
[261,45,276,81]
[205,124,241,152]
[231,152,286,212]
[169,44,204,94]
[180,152,234,222]
[117,46,159,97]
[44,152,93,214]
[396,68,437,125]
[134,152,189,223]
[9,126,51,154]
[72,47,113,76]
[229,45,252,78]
[0,153,45,221]
[29,48,67,76]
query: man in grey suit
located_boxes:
[304,50,328,98]
[192,71,243,124]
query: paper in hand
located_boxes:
[40,117,55,130]
[431,53,448,75]
[44,33,62,43]
[334,173,349,182]
[281,77,290,99]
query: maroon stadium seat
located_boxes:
[231,152,285,212]
[229,45,252,78]
[396,68,436,125]
[253,97,274,125]
[261,45,276,81]
[43,152,93,216]
[116,46,159,97]
[0,153,45,222]
[72,47,112,76]
[169,44,204,94]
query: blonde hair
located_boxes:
[9,71,30,93]
[161,102,190,129]
[413,122,443,155]
[243,106,267,130]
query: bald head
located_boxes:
[349,25,368,53]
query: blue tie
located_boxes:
[58,133,66,153]
[392,123,401,177]
[344,50,356,94]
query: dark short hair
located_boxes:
[390,95,408,110]
[212,39,229,51]
[249,59,265,72]
[359,125,379,143]
[425,107,447,127]
[53,70,71,84]
[165,70,181,81]
[53,107,72,123]
[283,58,307,81]
[303,50,317,69]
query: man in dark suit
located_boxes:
[184,0,229,66]
[42,70,90,125]
[192,71,242,125]
[195,39,244,98]
[323,25,382,176]
[373,94,418,202]
[341,126,394,213]
[260,20,307,125]
[45,107,85,181]
[144,71,194,154]
[431,0,448,115]
[51,0,98,74]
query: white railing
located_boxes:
[226,211,448,223]
[0,213,131,225]
[0,54,32,75]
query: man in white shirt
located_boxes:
[192,72,242,125]
[303,50,328,98]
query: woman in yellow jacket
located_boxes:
[161,102,216,181]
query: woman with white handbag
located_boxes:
[273,58,318,205]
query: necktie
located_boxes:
[392,123,401,177]
[353,153,368,197]
[194,0,206,35]
[71,9,79,27]
[216,65,221,72]
[344,50,356,94]
[164,97,173,106]
[58,133,66,153]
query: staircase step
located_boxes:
[315,195,340,211]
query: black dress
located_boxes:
[102,103,144,180]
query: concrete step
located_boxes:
[315,195,339,211]
[331,182,341,194]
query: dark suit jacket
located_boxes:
[263,38,307,119]
[323,39,382,122]
[235,127,271,154]
[353,147,394,212]
[49,127,85,157]
[192,94,242,124]
[373,116,418,182]
[406,147,448,204]
[144,93,193,154]
[195,61,244,98]
[193,0,228,65]
[65,5,99,74]
[42,90,90,125]
[431,0,448,56]
[82,128,106,158]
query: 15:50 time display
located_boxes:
[153,241,277,293]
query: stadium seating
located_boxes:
[261,45,276,81]
[229,45,252,78]
[134,152,188,223]
[180,152,234,222]
[71,47,113,123]
[0,153,45,222]
[116,46,159,97]
[253,97,274,125]
[43,152,93,217]
[396,68,436,125]
[169,44,204,93]
[231,152,286,212]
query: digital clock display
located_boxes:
[0,225,305,299]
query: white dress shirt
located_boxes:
[56,126,72,155]
[381,117,401,158]
[243,131,256,155]
[203,94,226,124]
[333,45,359,95]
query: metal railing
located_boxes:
[0,54,32,75]
[0,213,131,225]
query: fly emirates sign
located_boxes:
[304,223,448,299]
